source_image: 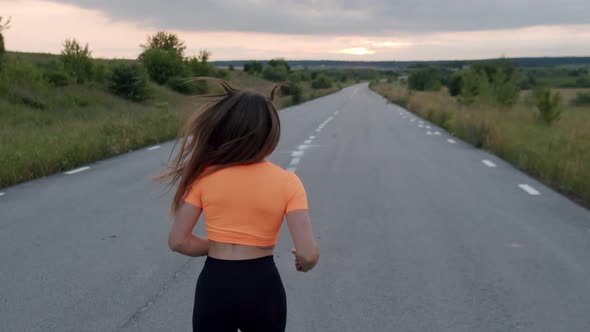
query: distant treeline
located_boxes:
[213,57,590,70]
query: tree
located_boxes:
[60,38,93,83]
[408,67,441,91]
[140,48,185,84]
[141,31,186,58]
[267,58,290,72]
[0,16,12,68]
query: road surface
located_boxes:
[1,84,590,331]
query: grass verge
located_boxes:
[0,67,348,188]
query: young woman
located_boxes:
[159,78,319,332]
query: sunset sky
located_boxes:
[2,0,590,61]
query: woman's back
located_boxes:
[184,161,307,248]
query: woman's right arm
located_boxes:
[286,210,319,272]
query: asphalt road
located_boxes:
[1,83,590,331]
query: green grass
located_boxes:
[0,52,351,188]
[371,83,590,208]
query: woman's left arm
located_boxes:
[168,202,209,257]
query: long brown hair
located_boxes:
[157,77,284,214]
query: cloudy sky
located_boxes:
[2,0,590,60]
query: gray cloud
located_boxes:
[52,0,590,35]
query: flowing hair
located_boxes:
[156,77,285,215]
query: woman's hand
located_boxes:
[291,249,303,271]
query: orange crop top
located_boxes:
[183,161,308,246]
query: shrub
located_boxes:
[40,60,71,87]
[166,77,207,95]
[139,48,185,84]
[0,57,47,108]
[213,69,228,79]
[311,74,333,89]
[491,66,521,107]
[571,92,590,106]
[92,62,108,82]
[60,39,94,84]
[108,63,151,101]
[448,73,462,96]
[533,87,562,125]
[186,50,214,76]
[243,61,263,74]
[228,65,234,71]
[267,58,290,71]
[263,65,288,82]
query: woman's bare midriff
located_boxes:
[207,240,275,260]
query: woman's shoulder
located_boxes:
[261,161,298,179]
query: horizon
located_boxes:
[2,1,590,61]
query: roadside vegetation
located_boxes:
[0,25,351,188]
[371,60,590,207]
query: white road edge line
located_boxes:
[519,184,540,195]
[147,145,161,151]
[65,166,91,175]
[482,160,497,167]
[291,151,304,157]
[290,158,301,166]
[447,139,456,144]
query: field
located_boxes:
[371,82,590,207]
[0,52,346,188]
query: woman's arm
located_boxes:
[168,202,209,257]
[286,210,319,272]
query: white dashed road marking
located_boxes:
[286,167,297,172]
[426,131,433,135]
[147,146,161,151]
[297,145,310,150]
[309,136,316,140]
[519,184,540,196]
[0,192,5,197]
[418,125,424,128]
[434,131,441,135]
[447,139,456,144]
[425,126,431,129]
[304,140,312,144]
[482,160,497,168]
[65,167,90,175]
[291,151,304,157]
[290,158,301,166]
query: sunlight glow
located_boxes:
[337,47,376,55]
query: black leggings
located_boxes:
[193,256,287,332]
